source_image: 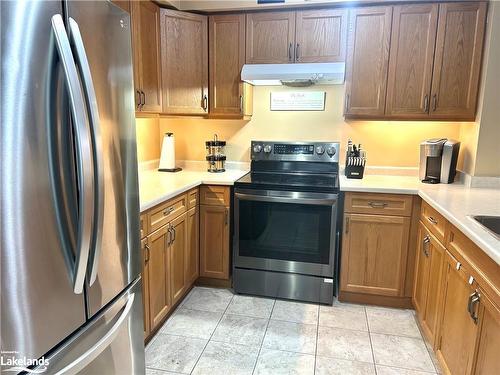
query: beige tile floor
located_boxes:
[145,287,441,375]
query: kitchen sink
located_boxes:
[471,216,500,239]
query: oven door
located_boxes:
[234,188,338,278]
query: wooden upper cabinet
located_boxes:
[295,9,347,63]
[430,2,487,120]
[246,11,296,64]
[386,4,438,118]
[161,9,208,115]
[209,14,246,117]
[436,252,480,375]
[131,1,162,112]
[344,6,392,117]
[340,213,410,297]
[473,291,500,375]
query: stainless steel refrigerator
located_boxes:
[1,1,145,373]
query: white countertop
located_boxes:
[138,163,499,266]
[139,167,248,212]
[341,174,500,265]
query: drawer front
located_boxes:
[140,214,148,239]
[421,201,446,243]
[150,194,187,232]
[344,192,413,216]
[200,185,230,206]
[187,188,199,209]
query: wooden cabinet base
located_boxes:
[339,291,413,309]
[196,276,232,289]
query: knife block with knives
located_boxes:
[345,140,366,179]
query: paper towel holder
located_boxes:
[158,132,182,173]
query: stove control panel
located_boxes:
[251,141,340,162]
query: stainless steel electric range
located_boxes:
[233,141,341,305]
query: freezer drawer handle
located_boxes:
[54,293,135,375]
[51,14,94,294]
[69,17,105,286]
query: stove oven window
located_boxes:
[238,200,331,264]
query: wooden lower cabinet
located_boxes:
[473,291,500,375]
[147,225,171,329]
[141,189,205,339]
[412,221,446,346]
[186,207,199,285]
[169,213,188,306]
[340,213,410,297]
[200,204,230,280]
[436,251,481,375]
[436,251,480,375]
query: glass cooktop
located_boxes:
[235,172,339,193]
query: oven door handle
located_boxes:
[235,192,337,206]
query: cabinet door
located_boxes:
[147,226,171,329]
[473,291,500,375]
[421,226,446,346]
[436,252,479,375]
[209,14,246,117]
[186,207,199,285]
[131,1,162,112]
[344,6,392,117]
[246,12,296,64]
[141,237,150,339]
[170,213,188,306]
[430,2,486,120]
[161,9,208,115]
[295,9,347,63]
[385,4,438,118]
[200,205,229,279]
[413,223,431,316]
[340,213,410,297]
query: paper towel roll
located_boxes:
[159,133,176,170]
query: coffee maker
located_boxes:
[419,138,460,184]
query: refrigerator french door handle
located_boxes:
[68,17,105,286]
[53,293,135,375]
[51,14,94,294]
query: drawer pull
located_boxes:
[427,216,438,225]
[368,201,388,208]
[163,207,175,216]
